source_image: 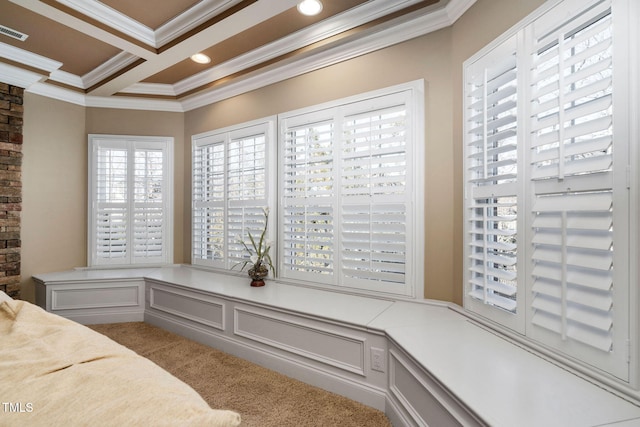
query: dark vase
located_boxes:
[248,263,269,287]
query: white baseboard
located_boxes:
[66,309,144,325]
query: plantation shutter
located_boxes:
[527,0,627,378]
[90,135,172,266]
[340,94,411,293]
[133,146,165,262]
[464,34,522,331]
[192,137,226,268]
[192,120,274,270]
[95,141,128,263]
[227,128,269,266]
[280,86,419,296]
[464,0,630,379]
[281,111,335,284]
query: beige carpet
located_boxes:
[89,322,391,427]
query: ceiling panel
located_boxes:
[144,0,368,84]
[99,0,203,30]
[0,1,121,76]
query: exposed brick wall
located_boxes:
[0,83,23,299]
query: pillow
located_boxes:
[0,290,12,302]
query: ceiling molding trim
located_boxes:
[88,0,300,97]
[49,69,84,88]
[0,42,63,73]
[84,95,184,112]
[8,0,155,59]
[0,62,45,88]
[172,0,426,96]
[155,0,245,47]
[20,79,184,111]
[180,0,476,111]
[4,0,477,112]
[56,0,156,46]
[446,0,476,21]
[82,52,141,89]
[26,81,87,106]
[121,82,177,97]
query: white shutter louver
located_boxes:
[95,145,128,262]
[134,149,164,261]
[90,135,172,266]
[192,121,273,270]
[465,35,520,320]
[227,134,267,265]
[464,0,632,383]
[279,87,419,296]
[528,2,626,372]
[340,103,409,289]
[282,119,334,282]
[193,142,225,264]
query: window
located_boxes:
[279,83,424,297]
[192,119,276,270]
[464,0,634,382]
[190,82,424,298]
[88,135,173,266]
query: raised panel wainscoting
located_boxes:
[33,265,640,426]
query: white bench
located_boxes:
[33,265,640,426]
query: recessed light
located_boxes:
[297,0,323,16]
[191,53,211,64]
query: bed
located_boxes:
[0,291,241,426]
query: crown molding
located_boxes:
[82,52,140,89]
[179,0,426,96]
[445,0,475,21]
[180,0,477,111]
[155,0,244,47]
[84,95,183,112]
[48,69,84,88]
[56,0,155,46]
[124,0,426,97]
[58,0,246,49]
[9,0,154,59]
[121,83,177,97]
[0,62,45,88]
[26,81,87,106]
[0,41,62,73]
[5,0,477,112]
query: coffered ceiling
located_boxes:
[0,0,475,111]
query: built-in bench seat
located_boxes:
[34,265,640,426]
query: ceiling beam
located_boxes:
[8,0,155,59]
[87,0,300,97]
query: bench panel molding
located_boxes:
[234,305,367,376]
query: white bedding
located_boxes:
[0,297,241,426]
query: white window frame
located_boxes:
[189,82,424,299]
[191,118,277,271]
[278,81,425,298]
[88,134,174,267]
[463,0,640,395]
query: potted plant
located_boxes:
[235,207,275,287]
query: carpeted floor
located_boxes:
[89,322,391,427]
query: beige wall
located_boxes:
[21,94,86,302]
[85,107,186,266]
[18,0,547,304]
[185,28,455,301]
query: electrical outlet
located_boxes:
[371,347,386,372]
